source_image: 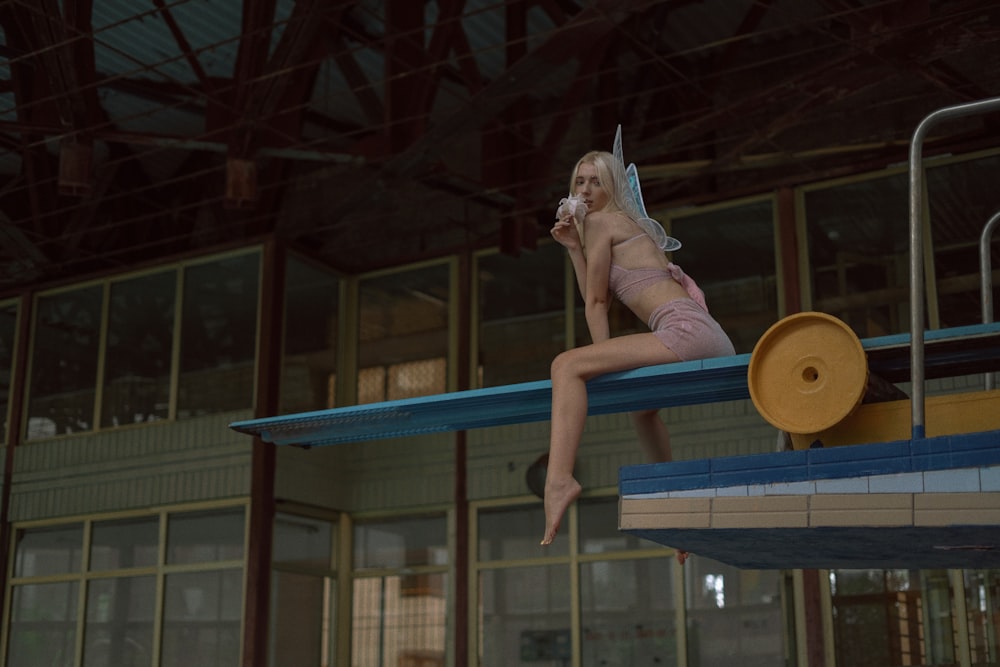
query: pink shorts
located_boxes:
[648,298,735,361]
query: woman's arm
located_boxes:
[552,216,589,297]
[581,214,613,344]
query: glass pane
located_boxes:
[90,516,159,570]
[479,566,570,667]
[353,574,447,667]
[101,271,175,427]
[357,263,449,404]
[964,569,1000,666]
[354,516,447,570]
[7,582,79,667]
[273,513,333,569]
[805,173,910,338]
[578,498,651,553]
[478,504,568,560]
[670,199,778,353]
[581,558,677,666]
[478,244,566,386]
[161,570,243,667]
[0,301,17,444]
[685,558,786,667]
[927,154,1000,328]
[177,252,259,418]
[282,257,339,413]
[28,285,102,438]
[167,508,245,565]
[83,576,155,667]
[830,569,957,667]
[269,572,334,667]
[14,524,84,577]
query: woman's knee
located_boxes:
[551,349,585,381]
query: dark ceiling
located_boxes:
[1,0,999,293]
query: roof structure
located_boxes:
[1,0,999,290]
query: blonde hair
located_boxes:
[567,150,629,214]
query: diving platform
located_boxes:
[619,429,1000,569]
[230,322,1000,448]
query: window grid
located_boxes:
[2,502,248,667]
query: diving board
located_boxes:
[229,353,751,447]
[230,322,1000,448]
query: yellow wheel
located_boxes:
[748,312,868,434]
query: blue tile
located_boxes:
[923,468,982,493]
[816,477,870,494]
[807,439,911,465]
[869,472,924,493]
[982,466,1000,492]
[670,488,718,498]
[911,452,959,472]
[764,480,816,495]
[711,467,804,488]
[619,472,714,495]
[716,485,750,497]
[948,449,1000,469]
[620,458,710,482]
[948,430,1000,451]
[709,450,804,473]
[808,455,912,480]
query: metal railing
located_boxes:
[909,96,1000,437]
[982,210,1000,390]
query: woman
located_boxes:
[542,131,735,546]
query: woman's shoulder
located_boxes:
[585,209,634,229]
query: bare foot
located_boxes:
[676,550,689,565]
[541,476,582,545]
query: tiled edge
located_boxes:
[620,491,1000,532]
[624,465,999,499]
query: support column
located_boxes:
[242,238,285,666]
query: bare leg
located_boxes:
[541,350,586,545]
[541,334,681,545]
[629,409,672,463]
[630,409,685,563]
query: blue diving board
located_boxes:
[230,354,751,447]
[230,321,1000,448]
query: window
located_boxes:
[478,243,567,386]
[4,506,246,667]
[830,569,958,667]
[477,504,570,667]
[27,284,103,438]
[473,497,792,667]
[357,263,449,404]
[685,557,786,667]
[803,171,910,338]
[281,257,340,413]
[926,153,1000,328]
[964,569,1000,666]
[668,198,779,353]
[178,253,260,417]
[101,271,175,427]
[269,513,337,667]
[353,516,448,667]
[23,249,260,441]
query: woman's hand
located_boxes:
[551,215,582,251]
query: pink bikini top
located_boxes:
[608,234,707,310]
